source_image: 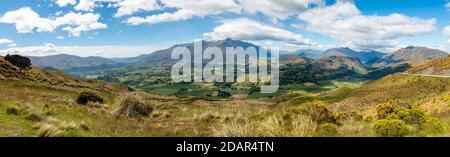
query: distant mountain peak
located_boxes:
[370,46,448,67]
[322,47,384,63]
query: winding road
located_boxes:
[398,73,450,78]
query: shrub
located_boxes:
[376,100,427,125]
[116,97,153,118]
[24,112,43,122]
[217,90,232,98]
[337,111,363,121]
[302,101,337,124]
[76,91,104,105]
[6,105,20,115]
[4,54,31,69]
[373,119,410,137]
[402,107,427,125]
[419,118,444,135]
[375,100,411,120]
[315,123,339,137]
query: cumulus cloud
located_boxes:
[74,0,119,11]
[444,25,450,44]
[56,12,108,36]
[298,1,436,51]
[0,45,164,58]
[0,39,15,46]
[124,0,325,25]
[204,18,316,46]
[0,7,56,33]
[126,0,240,25]
[115,0,162,17]
[0,43,57,56]
[446,2,450,10]
[0,7,107,37]
[54,0,77,7]
[239,0,324,20]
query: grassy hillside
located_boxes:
[335,74,450,115]
[3,54,450,137]
[408,56,450,75]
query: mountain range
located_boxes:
[22,39,449,87]
[369,46,449,67]
[320,47,384,63]
[27,39,449,72]
[29,54,117,71]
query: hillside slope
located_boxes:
[334,74,450,115]
[371,46,448,67]
[1,57,127,93]
[280,56,369,84]
[408,56,450,75]
[30,54,117,71]
[322,47,384,63]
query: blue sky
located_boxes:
[0,0,449,58]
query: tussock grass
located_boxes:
[35,117,89,137]
[211,111,317,137]
[37,123,62,137]
[116,97,153,118]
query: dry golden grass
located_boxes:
[408,56,450,74]
[37,123,62,137]
[211,111,317,137]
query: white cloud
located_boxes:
[0,45,165,58]
[0,38,15,46]
[446,2,450,10]
[0,7,56,33]
[298,1,436,51]
[56,12,108,36]
[0,7,107,37]
[444,25,450,37]
[74,0,97,11]
[56,36,65,39]
[124,0,325,25]
[204,18,316,47]
[54,0,77,7]
[0,43,57,56]
[444,25,450,44]
[44,43,56,48]
[239,0,324,20]
[74,0,119,11]
[126,0,240,25]
[115,0,161,17]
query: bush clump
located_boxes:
[374,100,444,136]
[315,123,339,137]
[24,111,43,122]
[76,91,104,105]
[302,100,337,124]
[373,119,410,137]
[6,105,20,115]
[116,97,153,118]
[4,54,32,69]
[337,111,363,121]
[419,118,444,135]
[376,99,412,120]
